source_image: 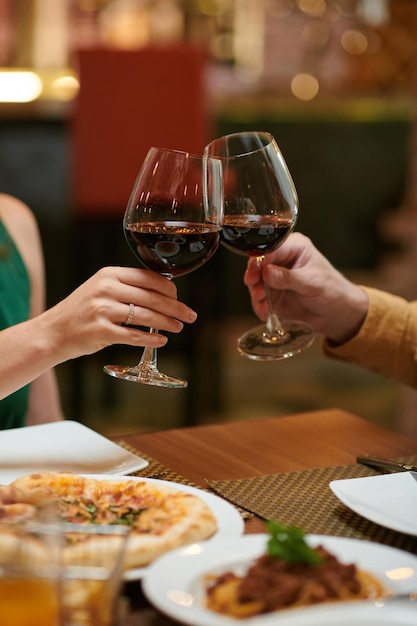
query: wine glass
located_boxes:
[205,131,316,360]
[104,147,223,387]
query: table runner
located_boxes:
[119,442,417,554]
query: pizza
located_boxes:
[0,471,218,570]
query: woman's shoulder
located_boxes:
[0,193,38,235]
[0,193,41,250]
[0,194,43,287]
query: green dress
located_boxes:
[0,219,30,428]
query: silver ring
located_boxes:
[126,303,135,325]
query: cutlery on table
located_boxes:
[142,472,167,480]
[357,455,417,473]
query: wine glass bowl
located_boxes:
[205,131,315,360]
[104,147,223,387]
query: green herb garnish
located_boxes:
[266,520,323,566]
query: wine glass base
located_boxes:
[103,364,188,388]
[237,321,316,361]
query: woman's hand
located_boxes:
[41,267,197,362]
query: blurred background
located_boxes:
[1,0,417,437]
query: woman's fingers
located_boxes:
[91,267,198,326]
[119,301,185,333]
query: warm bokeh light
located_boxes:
[0,69,79,103]
[299,0,327,18]
[0,71,43,103]
[50,75,80,101]
[291,72,319,100]
[0,0,413,105]
[341,30,369,56]
[359,0,390,26]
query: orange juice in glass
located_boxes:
[0,577,59,626]
[0,513,61,626]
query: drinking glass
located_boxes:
[205,131,316,360]
[104,147,223,387]
[0,509,61,626]
[61,523,129,626]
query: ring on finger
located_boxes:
[125,303,135,325]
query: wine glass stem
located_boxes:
[265,284,286,339]
[258,257,286,340]
[138,329,159,370]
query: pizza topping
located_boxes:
[108,506,147,526]
[57,498,95,523]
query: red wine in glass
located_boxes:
[221,215,293,257]
[124,219,220,278]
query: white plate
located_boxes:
[0,420,148,484]
[142,533,417,626]
[330,471,417,536]
[118,475,244,580]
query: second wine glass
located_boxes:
[205,131,316,360]
[104,147,223,387]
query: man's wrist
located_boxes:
[326,286,369,347]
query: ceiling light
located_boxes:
[0,71,43,103]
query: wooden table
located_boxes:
[117,408,417,625]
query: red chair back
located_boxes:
[70,44,212,216]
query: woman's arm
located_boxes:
[0,264,197,402]
[0,194,64,423]
[0,195,197,404]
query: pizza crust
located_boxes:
[122,490,219,568]
[11,472,98,504]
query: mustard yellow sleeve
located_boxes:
[322,286,417,388]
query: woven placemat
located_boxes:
[118,442,417,552]
[207,459,417,555]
